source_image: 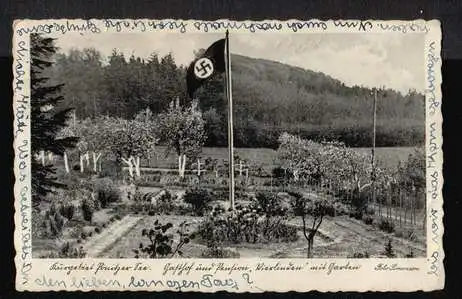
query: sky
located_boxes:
[54,32,425,94]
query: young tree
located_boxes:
[277,133,306,182]
[277,132,325,183]
[290,192,339,258]
[30,34,78,205]
[102,115,158,178]
[156,99,206,178]
[325,145,372,215]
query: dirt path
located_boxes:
[83,215,143,257]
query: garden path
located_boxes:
[83,215,143,257]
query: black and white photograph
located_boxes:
[28,28,427,260]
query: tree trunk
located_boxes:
[307,239,312,258]
[92,152,102,173]
[293,170,299,182]
[84,152,90,166]
[48,152,54,163]
[121,157,134,178]
[40,150,45,166]
[178,154,187,178]
[181,154,187,178]
[63,151,69,173]
[133,156,141,177]
[80,154,85,173]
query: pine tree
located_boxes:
[30,34,78,205]
[384,239,396,258]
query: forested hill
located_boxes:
[49,48,425,148]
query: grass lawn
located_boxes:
[144,146,418,171]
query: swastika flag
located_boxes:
[186,38,226,98]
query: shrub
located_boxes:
[155,191,175,213]
[378,218,396,233]
[252,191,287,217]
[394,228,417,241]
[43,205,65,237]
[383,239,396,258]
[81,198,95,222]
[201,244,240,258]
[59,203,75,221]
[209,190,228,202]
[93,178,121,208]
[348,210,363,220]
[405,248,415,258]
[183,187,213,216]
[130,190,182,215]
[349,190,369,218]
[40,242,87,258]
[332,202,349,216]
[348,251,370,258]
[365,206,375,216]
[134,220,195,258]
[199,204,298,244]
[159,174,181,186]
[130,201,154,215]
[131,187,144,202]
[272,166,290,179]
[362,215,374,225]
[59,242,86,258]
[95,227,101,234]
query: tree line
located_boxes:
[46,46,425,148]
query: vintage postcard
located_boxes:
[13,19,443,292]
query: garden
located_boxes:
[32,128,426,259]
[30,34,425,259]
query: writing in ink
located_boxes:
[333,20,373,31]
[286,21,328,32]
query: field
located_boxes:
[146,146,418,171]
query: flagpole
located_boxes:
[371,88,377,211]
[225,30,235,211]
